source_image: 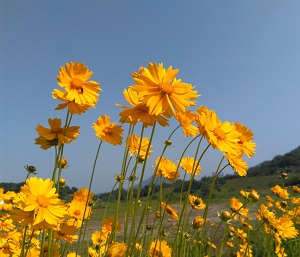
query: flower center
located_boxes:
[36,195,49,208]
[194,199,201,206]
[74,210,81,216]
[159,83,175,95]
[71,78,83,89]
[239,135,247,143]
[103,127,112,134]
[213,127,226,140]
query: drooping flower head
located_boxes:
[35,118,80,150]
[56,62,101,107]
[160,202,179,220]
[117,88,169,127]
[131,62,199,118]
[233,122,256,157]
[176,110,199,137]
[93,115,124,145]
[225,153,248,177]
[149,239,172,257]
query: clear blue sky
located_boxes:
[1,1,300,193]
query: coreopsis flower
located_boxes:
[237,243,252,257]
[155,157,180,182]
[196,107,242,155]
[230,197,249,218]
[35,118,80,150]
[276,215,298,240]
[179,156,201,176]
[93,115,124,146]
[161,202,179,220]
[0,217,15,232]
[149,239,172,257]
[106,242,127,257]
[292,185,300,193]
[117,88,169,127]
[127,134,152,159]
[73,188,94,203]
[175,111,199,137]
[257,204,277,225]
[101,216,122,238]
[189,195,206,210]
[275,244,287,257]
[68,200,92,220]
[15,177,67,229]
[131,62,199,118]
[271,185,289,199]
[91,230,108,249]
[67,253,81,257]
[56,62,101,106]
[225,153,248,177]
[54,223,79,244]
[233,122,256,157]
[52,88,91,115]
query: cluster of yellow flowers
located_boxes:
[0,62,299,257]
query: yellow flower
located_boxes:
[56,62,101,106]
[68,200,92,220]
[73,187,94,203]
[93,115,124,145]
[117,88,169,127]
[292,185,300,193]
[131,62,199,117]
[127,134,152,159]
[271,185,289,199]
[54,223,79,244]
[175,110,199,137]
[155,157,180,182]
[52,88,91,115]
[35,118,80,150]
[161,202,179,220]
[276,215,298,240]
[192,216,204,229]
[101,216,122,238]
[225,153,248,177]
[67,253,81,257]
[106,241,127,257]
[233,122,256,157]
[179,157,201,176]
[189,195,206,210]
[16,177,67,229]
[149,239,172,257]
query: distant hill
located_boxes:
[247,145,300,177]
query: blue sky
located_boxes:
[1,1,300,193]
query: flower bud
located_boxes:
[60,157,68,168]
[280,201,288,208]
[281,172,288,179]
[219,210,231,222]
[249,190,260,203]
[146,225,152,230]
[192,216,204,230]
[115,174,124,183]
[24,165,36,174]
[165,140,172,146]
[184,233,191,240]
[59,178,66,187]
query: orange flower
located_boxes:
[117,88,169,127]
[127,134,152,159]
[161,202,179,220]
[149,239,172,257]
[176,110,199,137]
[179,157,201,176]
[189,195,206,210]
[56,62,101,106]
[93,115,124,145]
[155,157,179,182]
[131,62,199,118]
[35,118,80,150]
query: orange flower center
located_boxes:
[103,127,112,134]
[239,135,247,143]
[159,83,175,95]
[71,78,83,89]
[36,195,49,208]
[74,210,81,216]
[213,127,226,140]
